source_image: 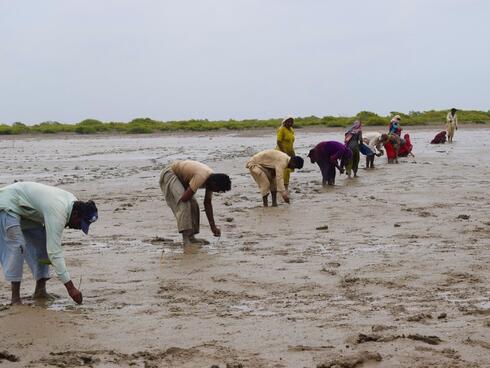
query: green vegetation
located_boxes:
[0,109,489,135]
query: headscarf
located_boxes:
[345,120,362,135]
[345,120,362,144]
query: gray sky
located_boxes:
[1,0,489,124]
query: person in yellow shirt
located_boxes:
[276,117,296,190]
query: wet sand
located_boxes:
[0,126,489,367]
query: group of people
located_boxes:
[431,108,459,144]
[0,111,457,305]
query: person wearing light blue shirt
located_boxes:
[0,182,98,305]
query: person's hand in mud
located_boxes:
[210,224,221,237]
[336,163,344,174]
[64,280,83,304]
[281,192,290,203]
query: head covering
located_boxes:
[282,116,294,125]
[79,201,98,235]
[393,115,401,121]
[346,120,362,135]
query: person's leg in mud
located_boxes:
[345,158,353,178]
[352,147,360,176]
[269,170,278,206]
[188,198,209,245]
[367,154,375,169]
[271,191,278,207]
[447,124,454,142]
[249,165,271,207]
[159,168,195,246]
[0,211,26,305]
[392,136,401,163]
[283,168,293,192]
[23,226,52,300]
[326,162,336,185]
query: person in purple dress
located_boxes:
[308,141,353,186]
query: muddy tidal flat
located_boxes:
[0,126,489,368]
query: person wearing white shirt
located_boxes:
[446,108,458,142]
[0,182,98,305]
[362,132,388,168]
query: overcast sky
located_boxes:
[1,0,489,124]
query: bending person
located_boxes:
[308,141,352,186]
[159,160,231,247]
[0,182,98,305]
[276,116,296,191]
[363,132,388,168]
[246,149,304,207]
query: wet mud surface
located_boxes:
[0,126,489,367]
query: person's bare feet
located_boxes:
[189,236,210,245]
[33,290,56,301]
[11,297,22,305]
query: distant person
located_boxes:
[431,131,447,144]
[362,132,388,168]
[446,108,458,142]
[276,117,296,191]
[384,135,401,164]
[0,182,98,305]
[246,149,304,207]
[344,120,363,177]
[308,141,352,186]
[159,160,231,247]
[398,133,414,157]
[389,115,402,136]
[386,115,403,163]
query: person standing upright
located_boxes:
[276,117,296,191]
[344,120,363,177]
[446,108,458,142]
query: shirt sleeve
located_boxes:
[44,217,70,284]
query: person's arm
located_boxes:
[204,188,220,236]
[334,160,344,173]
[178,187,195,203]
[372,138,384,156]
[45,218,82,304]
